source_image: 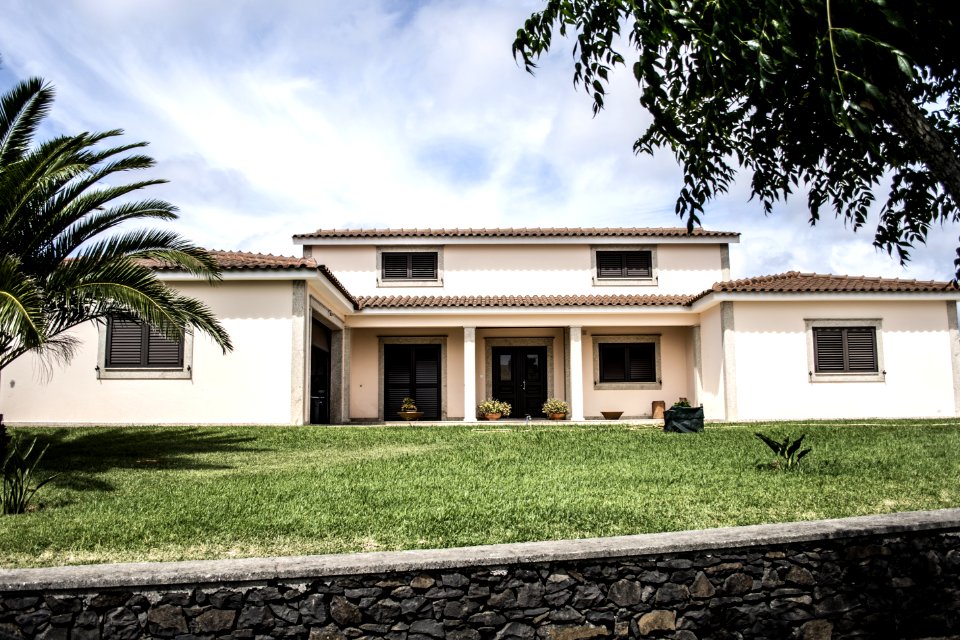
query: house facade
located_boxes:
[2,227,959,424]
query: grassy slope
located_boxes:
[1,421,958,568]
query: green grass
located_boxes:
[1,420,959,568]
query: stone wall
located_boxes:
[1,510,959,640]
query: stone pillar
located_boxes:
[568,326,585,421]
[290,282,308,425]
[463,327,477,422]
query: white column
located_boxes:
[568,326,585,421]
[463,327,477,422]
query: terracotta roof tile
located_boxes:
[295,227,739,240]
[143,250,318,271]
[356,294,694,309]
[690,271,957,302]
[317,265,360,309]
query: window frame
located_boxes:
[591,245,658,286]
[592,335,662,390]
[376,246,443,287]
[805,319,885,383]
[97,316,194,380]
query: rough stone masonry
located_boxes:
[1,510,959,639]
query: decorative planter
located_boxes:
[663,406,704,433]
[548,412,567,420]
[483,413,502,421]
[601,411,623,420]
[397,411,423,421]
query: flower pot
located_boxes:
[398,411,423,421]
[601,411,623,420]
[483,413,502,421]
[548,412,566,420]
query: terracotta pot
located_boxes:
[398,411,423,421]
[601,411,623,420]
[548,412,566,420]
[483,413,502,420]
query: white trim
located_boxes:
[805,318,885,383]
[690,290,960,312]
[948,303,960,417]
[590,245,658,287]
[591,334,662,391]
[568,326,585,420]
[96,321,194,380]
[463,327,477,423]
[376,246,443,288]
[295,235,740,246]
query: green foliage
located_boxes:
[514,1,960,277]
[755,432,812,470]
[477,398,512,416]
[2,433,58,515]
[0,77,232,372]
[672,398,691,408]
[400,397,418,411]
[542,397,569,415]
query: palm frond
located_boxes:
[0,255,44,353]
[0,78,53,167]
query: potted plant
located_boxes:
[542,398,569,420]
[397,397,423,421]
[663,397,704,433]
[477,398,511,420]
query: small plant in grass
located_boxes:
[3,433,59,515]
[672,398,691,408]
[477,399,511,417]
[755,432,812,470]
[400,397,418,411]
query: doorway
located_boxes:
[491,346,548,418]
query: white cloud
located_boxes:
[1,0,957,280]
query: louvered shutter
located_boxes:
[624,252,652,278]
[383,344,441,419]
[845,327,878,372]
[813,328,845,372]
[627,343,657,382]
[146,327,184,367]
[382,253,409,280]
[410,253,437,279]
[597,252,624,278]
[599,344,626,382]
[107,318,144,367]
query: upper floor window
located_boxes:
[377,247,443,287]
[98,316,193,379]
[592,247,657,286]
[806,319,884,383]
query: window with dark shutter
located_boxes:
[381,252,438,280]
[106,317,184,368]
[599,343,657,383]
[596,251,652,279]
[813,327,877,373]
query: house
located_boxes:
[2,227,959,425]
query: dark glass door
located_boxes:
[384,344,441,420]
[310,346,330,424]
[492,347,548,418]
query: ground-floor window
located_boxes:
[592,335,662,390]
[97,316,193,379]
[805,319,885,382]
[383,344,442,419]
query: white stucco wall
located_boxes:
[0,281,298,425]
[310,243,727,297]
[730,300,959,419]
[698,304,726,420]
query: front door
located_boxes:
[384,344,442,420]
[492,347,548,418]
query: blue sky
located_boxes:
[2,0,957,281]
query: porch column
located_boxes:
[568,326,585,421]
[463,327,477,422]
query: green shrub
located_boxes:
[2,434,58,515]
[477,399,512,417]
[755,432,812,470]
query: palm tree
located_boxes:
[0,77,232,373]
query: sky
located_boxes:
[1,0,958,281]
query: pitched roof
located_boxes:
[691,271,957,302]
[294,227,739,240]
[143,250,318,271]
[356,294,694,309]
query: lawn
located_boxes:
[1,420,959,568]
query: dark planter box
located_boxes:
[663,406,704,433]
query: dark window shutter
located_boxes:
[627,343,657,382]
[107,318,145,367]
[411,253,437,279]
[599,344,626,382]
[382,253,409,280]
[597,251,652,278]
[845,327,878,372]
[146,327,184,367]
[383,344,441,419]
